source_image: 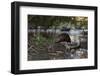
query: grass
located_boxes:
[32,34,54,47]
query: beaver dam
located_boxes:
[28,29,88,61]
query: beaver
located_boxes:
[55,33,71,43]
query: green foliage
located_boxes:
[32,34,53,47]
[28,15,88,29]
